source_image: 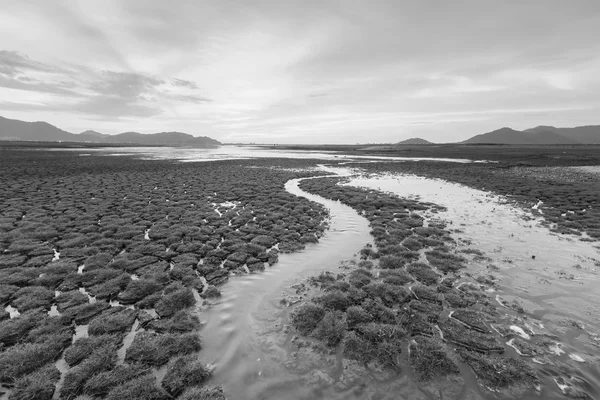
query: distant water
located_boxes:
[60,145,476,163]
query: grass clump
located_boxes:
[407,263,440,285]
[311,310,347,346]
[11,286,54,311]
[290,303,326,335]
[125,331,202,367]
[56,290,88,312]
[62,301,111,324]
[155,287,195,318]
[117,279,163,304]
[64,335,121,367]
[88,307,138,336]
[409,336,460,382]
[457,348,539,391]
[0,337,65,383]
[201,285,221,298]
[0,310,45,346]
[162,355,212,396]
[84,364,151,397]
[379,269,413,285]
[8,364,60,400]
[61,347,117,399]
[178,386,226,400]
[313,290,352,311]
[105,374,169,400]
[146,310,200,333]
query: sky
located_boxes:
[1,0,599,144]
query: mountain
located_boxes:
[106,131,221,146]
[524,125,600,144]
[397,138,432,145]
[0,116,221,147]
[463,127,580,145]
[0,116,75,142]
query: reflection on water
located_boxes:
[348,172,600,399]
[54,145,476,163]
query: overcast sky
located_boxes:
[1,1,599,143]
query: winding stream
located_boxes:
[198,176,372,399]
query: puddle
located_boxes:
[199,176,372,399]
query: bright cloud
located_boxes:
[1,0,599,143]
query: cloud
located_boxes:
[0,0,599,141]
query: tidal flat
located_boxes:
[0,146,599,400]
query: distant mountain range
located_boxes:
[397,138,432,145]
[463,125,600,145]
[0,116,221,147]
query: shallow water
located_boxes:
[198,176,372,400]
[53,145,477,163]
[347,172,600,399]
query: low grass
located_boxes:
[0,335,66,383]
[117,279,163,304]
[64,335,121,367]
[0,310,45,346]
[178,386,227,400]
[155,287,195,317]
[8,364,60,400]
[56,290,88,312]
[84,364,151,397]
[290,303,326,336]
[11,286,54,311]
[62,301,111,324]
[105,374,169,400]
[162,355,212,396]
[125,331,202,366]
[61,346,118,399]
[88,307,138,336]
[146,310,200,333]
[457,347,539,390]
[409,336,460,382]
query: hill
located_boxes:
[524,125,600,144]
[0,116,221,147]
[463,127,580,145]
[397,138,432,145]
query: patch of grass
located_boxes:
[363,282,410,306]
[88,307,138,336]
[311,310,347,346]
[61,346,118,399]
[313,290,352,311]
[25,317,72,344]
[407,263,440,285]
[117,279,163,304]
[178,386,226,400]
[0,310,45,346]
[379,269,414,285]
[84,364,151,397]
[146,310,200,333]
[7,364,60,400]
[409,336,460,382]
[0,336,66,383]
[64,335,121,367]
[290,303,326,336]
[0,284,19,303]
[105,374,169,400]
[346,305,373,328]
[162,355,212,396]
[125,331,202,367]
[62,301,111,324]
[457,347,539,391]
[10,286,54,311]
[155,287,196,318]
[201,285,221,298]
[439,319,503,353]
[87,273,131,300]
[56,290,89,312]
